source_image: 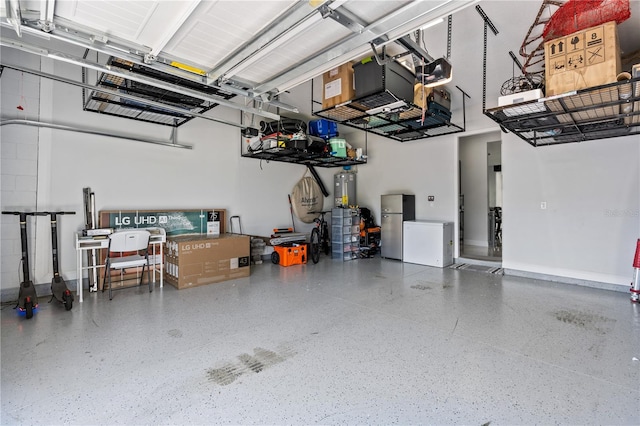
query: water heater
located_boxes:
[334,169,356,207]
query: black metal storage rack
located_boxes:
[240,147,367,168]
[84,57,236,127]
[240,116,368,168]
[313,86,468,142]
[484,77,640,147]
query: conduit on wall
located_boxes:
[0,119,193,150]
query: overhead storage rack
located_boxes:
[84,58,236,127]
[240,148,367,168]
[314,86,467,142]
[484,78,640,147]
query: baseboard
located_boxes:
[503,268,629,293]
[1,280,82,304]
[455,257,501,267]
[464,240,488,248]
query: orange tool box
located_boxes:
[271,243,307,266]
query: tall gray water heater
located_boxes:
[334,170,356,207]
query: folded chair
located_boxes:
[103,229,152,300]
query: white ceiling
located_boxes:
[0,0,478,99]
[1,0,639,114]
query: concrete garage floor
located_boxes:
[1,257,639,425]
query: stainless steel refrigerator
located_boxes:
[381,194,415,260]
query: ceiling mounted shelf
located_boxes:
[84,58,236,127]
[313,87,467,142]
[241,149,367,168]
[484,78,640,147]
[240,116,368,168]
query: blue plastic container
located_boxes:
[308,119,338,139]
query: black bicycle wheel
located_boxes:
[321,223,331,255]
[310,228,320,264]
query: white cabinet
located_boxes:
[403,220,454,267]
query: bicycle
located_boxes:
[308,211,331,264]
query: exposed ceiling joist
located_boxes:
[145,0,201,58]
[254,0,477,96]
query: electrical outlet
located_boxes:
[428,195,435,202]
[540,201,547,210]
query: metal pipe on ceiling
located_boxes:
[39,0,55,32]
[0,119,193,150]
[0,62,245,129]
[148,0,202,57]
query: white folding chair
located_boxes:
[103,229,152,300]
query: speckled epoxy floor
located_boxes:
[2,257,639,425]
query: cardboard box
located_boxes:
[413,84,452,110]
[97,208,225,289]
[544,21,621,96]
[413,83,431,109]
[99,208,225,236]
[164,233,250,290]
[322,63,355,109]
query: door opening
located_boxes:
[458,132,502,263]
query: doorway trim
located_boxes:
[454,128,502,261]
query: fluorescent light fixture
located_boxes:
[415,57,453,88]
[421,17,444,30]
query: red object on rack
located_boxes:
[542,0,630,41]
[633,239,640,269]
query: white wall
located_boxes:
[1,52,328,295]
[1,48,45,295]
[344,130,457,224]
[503,133,640,285]
[2,0,639,296]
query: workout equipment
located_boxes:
[46,211,76,310]
[1,211,41,319]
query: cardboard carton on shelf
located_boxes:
[544,21,621,97]
[322,62,356,110]
[413,84,452,110]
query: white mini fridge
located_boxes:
[403,220,454,267]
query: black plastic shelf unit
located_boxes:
[484,77,640,147]
[313,88,467,142]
